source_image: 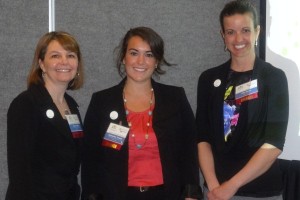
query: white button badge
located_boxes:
[46,109,54,118]
[214,79,221,87]
[110,111,118,120]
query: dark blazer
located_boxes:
[6,84,82,200]
[81,79,202,200]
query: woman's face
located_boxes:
[39,40,78,88]
[123,36,157,84]
[222,13,260,59]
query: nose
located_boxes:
[137,55,145,65]
[60,55,68,65]
[235,32,243,42]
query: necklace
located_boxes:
[53,98,70,117]
[123,88,154,149]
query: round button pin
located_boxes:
[110,111,118,120]
[46,109,54,118]
[214,79,221,87]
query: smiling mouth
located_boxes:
[235,44,246,49]
[134,67,146,72]
[56,69,71,72]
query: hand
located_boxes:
[207,181,238,200]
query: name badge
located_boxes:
[235,79,258,104]
[102,123,129,150]
[65,114,84,138]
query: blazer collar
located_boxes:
[225,56,261,77]
[29,84,75,141]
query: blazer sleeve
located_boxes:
[81,93,107,199]
[263,68,289,150]
[6,95,37,199]
[196,71,212,144]
[178,88,203,199]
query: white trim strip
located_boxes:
[49,0,55,32]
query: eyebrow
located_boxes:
[128,48,152,53]
[48,50,75,54]
[225,26,251,31]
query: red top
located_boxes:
[127,107,164,186]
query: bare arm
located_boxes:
[208,144,281,200]
[198,142,220,191]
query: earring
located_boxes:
[224,45,228,52]
[255,40,258,47]
[76,72,80,77]
[42,71,46,78]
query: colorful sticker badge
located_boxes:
[235,79,258,104]
[65,114,84,138]
[102,123,129,150]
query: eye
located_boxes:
[225,30,234,36]
[51,54,60,58]
[242,28,251,33]
[145,52,154,58]
[129,51,138,56]
[67,53,77,58]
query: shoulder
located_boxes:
[197,61,230,92]
[153,81,183,90]
[199,60,230,80]
[10,89,35,107]
[153,81,185,96]
[91,84,122,100]
[152,81,190,107]
[86,84,124,112]
[8,89,36,116]
[255,58,287,80]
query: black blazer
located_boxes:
[81,79,202,200]
[6,84,82,200]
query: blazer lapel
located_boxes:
[151,80,165,124]
[212,61,232,151]
[247,57,260,116]
[151,80,181,140]
[31,84,74,141]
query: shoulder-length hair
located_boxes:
[27,31,84,90]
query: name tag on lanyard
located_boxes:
[235,79,258,104]
[65,114,84,138]
[102,123,129,150]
